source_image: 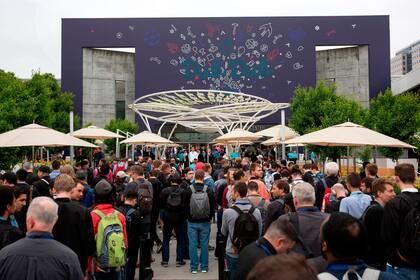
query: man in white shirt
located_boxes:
[188,147,199,164]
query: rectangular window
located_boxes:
[115,80,126,119]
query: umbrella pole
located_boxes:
[347,146,350,175]
[373,146,377,163]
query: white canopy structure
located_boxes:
[121,131,173,145]
[129,89,289,136]
[284,122,415,148]
[72,126,123,140]
[0,123,97,148]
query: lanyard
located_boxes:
[327,262,365,272]
[27,232,54,240]
[256,240,274,256]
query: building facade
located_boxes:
[391,39,420,76]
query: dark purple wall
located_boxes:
[61,16,390,123]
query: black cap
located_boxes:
[95,179,113,197]
[38,165,50,173]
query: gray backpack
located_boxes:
[189,185,210,219]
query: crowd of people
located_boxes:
[0,146,419,280]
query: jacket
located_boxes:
[32,175,52,197]
[0,219,23,250]
[236,237,276,280]
[0,232,83,280]
[316,175,338,210]
[263,198,285,233]
[53,197,95,273]
[185,182,215,223]
[117,204,142,255]
[160,185,188,223]
[249,178,270,200]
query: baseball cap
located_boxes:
[38,165,50,173]
[116,171,127,178]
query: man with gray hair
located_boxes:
[0,197,83,279]
[279,182,329,257]
[315,161,339,210]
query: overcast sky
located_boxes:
[1,0,419,78]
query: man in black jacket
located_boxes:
[0,196,83,280]
[33,165,52,197]
[381,163,420,279]
[0,185,23,250]
[52,174,95,275]
[363,178,395,270]
[236,219,298,280]
[264,179,290,233]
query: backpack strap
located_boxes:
[361,268,380,280]
[93,209,105,219]
[203,185,208,192]
[317,272,339,280]
[399,193,415,208]
[232,205,243,215]
[189,185,196,193]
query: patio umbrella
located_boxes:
[213,128,261,143]
[121,131,172,145]
[71,125,124,140]
[0,123,98,148]
[256,125,299,139]
[284,122,415,148]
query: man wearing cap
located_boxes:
[32,165,52,197]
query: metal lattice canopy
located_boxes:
[129,89,289,135]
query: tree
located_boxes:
[103,119,139,155]
[288,82,368,160]
[0,70,79,169]
[367,90,420,160]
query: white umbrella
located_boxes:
[256,125,299,139]
[121,131,172,145]
[284,122,415,148]
[213,128,261,143]
[72,125,124,140]
[0,123,97,148]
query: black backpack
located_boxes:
[397,193,420,265]
[231,206,259,253]
[137,182,153,216]
[166,187,183,211]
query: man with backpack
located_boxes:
[88,179,128,280]
[118,189,142,280]
[247,181,269,229]
[221,181,262,280]
[159,174,187,268]
[381,163,420,279]
[185,170,215,274]
[318,212,399,280]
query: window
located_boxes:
[115,80,126,119]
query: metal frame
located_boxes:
[129,89,289,135]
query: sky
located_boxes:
[1,0,419,79]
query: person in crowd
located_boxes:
[247,180,269,227]
[361,177,374,197]
[92,161,112,186]
[60,164,76,178]
[289,165,305,190]
[69,179,85,202]
[75,171,94,208]
[362,178,396,271]
[50,160,61,180]
[221,181,262,280]
[118,189,142,280]
[0,196,84,279]
[53,174,95,275]
[249,163,270,200]
[188,147,199,165]
[93,147,105,166]
[159,174,187,267]
[185,170,215,274]
[325,183,347,213]
[302,163,315,186]
[1,172,16,187]
[0,185,23,249]
[33,165,52,197]
[318,162,339,211]
[381,163,420,279]
[88,179,128,279]
[279,182,329,257]
[264,179,290,233]
[237,219,298,280]
[365,163,379,179]
[202,163,215,191]
[339,172,372,219]
[14,170,30,231]
[114,171,128,207]
[247,253,318,280]
[23,162,38,185]
[318,212,399,280]
[148,169,163,252]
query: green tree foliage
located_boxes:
[288,82,367,160]
[103,119,139,154]
[367,90,420,160]
[0,70,79,169]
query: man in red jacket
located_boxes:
[88,179,128,280]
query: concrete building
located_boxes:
[316,46,370,107]
[82,48,135,127]
[391,39,420,76]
